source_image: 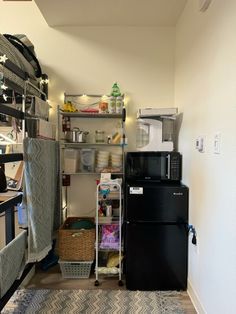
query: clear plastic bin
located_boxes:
[80,149,95,172]
[64,149,80,173]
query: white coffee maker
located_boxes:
[136,108,178,152]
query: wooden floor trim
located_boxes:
[187,280,206,314]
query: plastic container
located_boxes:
[106,205,112,217]
[136,121,149,148]
[111,153,122,168]
[96,150,110,169]
[80,148,95,172]
[64,149,80,173]
[95,130,105,143]
[17,201,28,228]
[59,260,93,279]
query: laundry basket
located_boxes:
[59,260,93,279]
[58,217,95,261]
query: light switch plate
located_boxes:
[213,133,221,154]
[196,136,205,153]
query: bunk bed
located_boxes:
[0,33,57,311]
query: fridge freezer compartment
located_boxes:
[125,183,189,222]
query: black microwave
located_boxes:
[125,151,182,182]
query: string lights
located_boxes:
[0,54,9,101]
[0,54,8,64]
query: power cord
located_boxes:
[188,224,197,245]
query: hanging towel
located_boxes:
[0,231,27,298]
[23,138,59,262]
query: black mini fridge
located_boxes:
[124,182,189,291]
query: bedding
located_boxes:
[0,34,36,79]
[0,63,41,97]
[4,34,42,78]
[0,34,49,302]
[0,231,27,298]
[0,33,43,97]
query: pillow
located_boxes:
[14,34,36,55]
[107,252,123,267]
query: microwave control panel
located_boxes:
[170,154,182,181]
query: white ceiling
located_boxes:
[34,0,187,27]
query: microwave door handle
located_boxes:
[166,154,171,179]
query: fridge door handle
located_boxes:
[166,154,171,179]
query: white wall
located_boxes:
[175,0,236,313]
[0,2,175,213]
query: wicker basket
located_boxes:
[58,217,95,261]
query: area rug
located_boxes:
[2,289,186,314]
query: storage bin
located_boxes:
[80,148,95,172]
[58,217,95,261]
[64,149,79,173]
[59,260,93,278]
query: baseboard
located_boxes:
[19,265,35,288]
[187,280,206,314]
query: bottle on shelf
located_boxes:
[62,116,71,132]
[108,96,116,114]
[111,82,121,97]
[115,96,123,114]
[95,130,105,143]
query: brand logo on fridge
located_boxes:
[173,192,183,196]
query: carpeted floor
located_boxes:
[3,289,187,313]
